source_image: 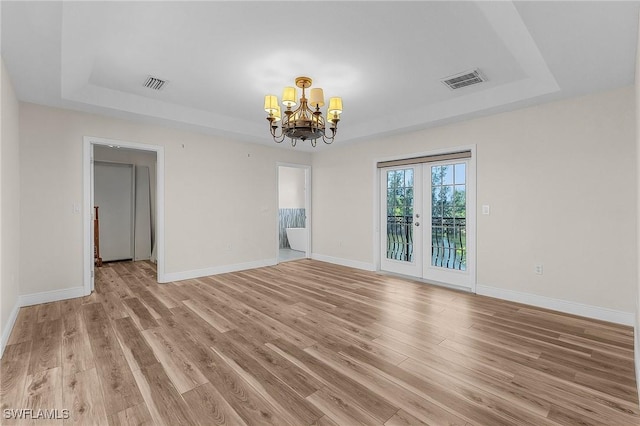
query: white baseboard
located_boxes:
[311,253,376,272]
[19,286,88,307]
[163,258,278,283]
[476,284,634,326]
[1,302,20,358]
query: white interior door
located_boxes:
[380,165,423,277]
[95,162,135,262]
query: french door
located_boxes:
[380,158,475,290]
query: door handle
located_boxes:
[415,222,420,227]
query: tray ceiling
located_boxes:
[2,1,638,150]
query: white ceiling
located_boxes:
[2,1,639,151]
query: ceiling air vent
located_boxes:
[441,69,485,90]
[143,76,168,91]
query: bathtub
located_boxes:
[286,227,307,252]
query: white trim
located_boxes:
[163,259,277,283]
[372,166,381,272]
[83,140,93,291]
[311,253,376,272]
[305,167,312,258]
[19,286,86,307]
[83,137,166,286]
[0,302,20,358]
[476,284,634,326]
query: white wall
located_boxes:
[19,103,311,294]
[1,57,21,354]
[279,166,305,209]
[313,86,636,316]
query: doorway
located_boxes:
[83,137,166,294]
[378,149,476,291]
[94,145,156,264]
[277,164,311,263]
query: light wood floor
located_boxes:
[1,260,638,425]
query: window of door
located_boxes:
[430,162,466,271]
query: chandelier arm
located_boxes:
[321,134,334,145]
[321,127,337,144]
[270,125,286,143]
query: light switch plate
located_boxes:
[482,205,490,215]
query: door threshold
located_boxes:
[376,270,474,293]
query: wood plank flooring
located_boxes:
[1,259,638,425]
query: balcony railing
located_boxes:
[386,215,466,270]
[431,217,466,270]
[386,215,414,262]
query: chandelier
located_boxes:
[264,76,343,147]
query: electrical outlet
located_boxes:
[534,264,543,275]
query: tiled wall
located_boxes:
[279,208,306,249]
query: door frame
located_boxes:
[276,163,312,262]
[373,144,477,293]
[83,136,166,295]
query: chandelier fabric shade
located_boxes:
[309,88,324,107]
[272,106,282,122]
[263,95,278,114]
[328,97,343,115]
[282,87,297,107]
[264,76,342,147]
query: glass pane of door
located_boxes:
[386,168,414,261]
[430,162,466,270]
